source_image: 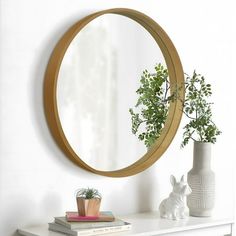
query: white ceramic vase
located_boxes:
[187,141,215,217]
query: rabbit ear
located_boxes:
[170,175,176,186]
[180,175,185,182]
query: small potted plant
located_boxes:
[129,63,176,148]
[180,71,221,217]
[76,187,102,216]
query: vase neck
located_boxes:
[193,142,211,170]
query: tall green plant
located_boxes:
[129,63,175,148]
[181,71,221,147]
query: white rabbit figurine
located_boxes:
[159,175,192,220]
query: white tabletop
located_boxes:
[18,211,234,236]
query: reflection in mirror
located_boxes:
[57,14,167,171]
[129,63,171,149]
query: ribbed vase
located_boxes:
[187,141,215,217]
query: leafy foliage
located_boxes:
[181,71,221,147]
[76,188,102,199]
[129,63,176,148]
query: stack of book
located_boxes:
[48,211,131,236]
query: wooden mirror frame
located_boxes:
[44,8,184,177]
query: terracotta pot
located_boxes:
[76,197,101,216]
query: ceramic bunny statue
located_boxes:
[159,175,192,220]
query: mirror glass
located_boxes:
[57,14,167,171]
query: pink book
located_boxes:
[66,211,115,222]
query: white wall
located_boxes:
[0,0,235,235]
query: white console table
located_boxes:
[18,211,234,236]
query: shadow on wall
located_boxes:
[136,166,160,212]
[103,178,137,215]
[102,166,161,215]
[11,231,21,236]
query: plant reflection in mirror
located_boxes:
[129,63,176,148]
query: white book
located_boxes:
[48,222,132,236]
[54,217,125,230]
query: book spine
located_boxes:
[72,221,124,230]
[48,223,77,236]
[76,224,132,236]
[55,218,125,230]
[68,216,99,221]
[54,219,69,228]
[67,216,114,222]
[66,211,114,222]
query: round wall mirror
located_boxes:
[44,8,184,177]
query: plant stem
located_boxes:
[183,111,195,120]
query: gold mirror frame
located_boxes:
[44,8,184,177]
